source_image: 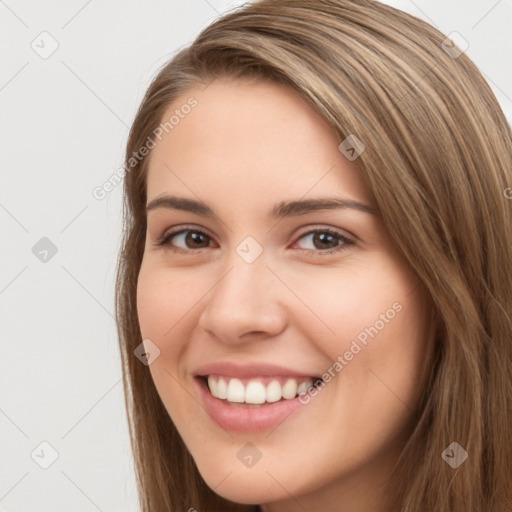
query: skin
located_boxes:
[137,76,431,512]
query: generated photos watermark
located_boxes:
[92,97,198,201]
[298,301,403,404]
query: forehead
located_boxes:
[145,77,374,210]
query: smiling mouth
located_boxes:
[200,375,323,406]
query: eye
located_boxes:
[154,226,214,253]
[292,228,354,255]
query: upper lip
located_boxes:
[193,361,321,379]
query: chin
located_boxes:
[199,469,283,505]
[187,448,285,504]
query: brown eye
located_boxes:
[156,229,213,250]
[294,228,354,254]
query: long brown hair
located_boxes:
[115,1,512,510]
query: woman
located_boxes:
[115,1,512,511]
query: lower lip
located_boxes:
[195,377,306,432]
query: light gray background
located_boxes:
[1,1,511,511]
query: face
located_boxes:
[137,77,430,511]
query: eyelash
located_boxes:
[154,225,355,256]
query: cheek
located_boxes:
[328,267,428,416]
[136,264,201,418]
[136,263,196,343]
[136,264,190,407]
[286,259,429,415]
[136,262,215,401]
[282,261,421,357]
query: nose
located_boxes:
[197,253,288,345]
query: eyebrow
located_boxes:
[146,195,377,218]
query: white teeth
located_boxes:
[216,378,228,399]
[245,381,266,404]
[226,378,245,402]
[266,380,282,403]
[207,376,317,404]
[207,376,218,397]
[297,380,313,394]
[282,379,298,399]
